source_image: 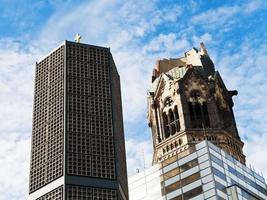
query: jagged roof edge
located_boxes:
[148,67,189,94]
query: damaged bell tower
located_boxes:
[147,43,245,165]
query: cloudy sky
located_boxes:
[0,0,267,199]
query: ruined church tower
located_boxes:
[147,43,245,165]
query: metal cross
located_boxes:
[74,33,82,43]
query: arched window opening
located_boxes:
[168,110,176,135]
[162,112,170,138]
[174,141,178,147]
[202,102,210,127]
[188,91,210,128]
[163,108,181,138]
[169,109,174,121]
[178,138,183,145]
[166,145,169,152]
[174,106,181,132]
[162,103,181,140]
[154,104,162,143]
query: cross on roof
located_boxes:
[74,33,82,43]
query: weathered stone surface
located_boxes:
[148,43,245,165]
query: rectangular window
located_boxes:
[215,181,226,194]
[161,158,198,182]
[241,189,258,200]
[165,181,181,194]
[164,172,201,195]
[212,167,226,181]
[181,172,201,187]
[210,154,224,167]
[162,168,179,181]
[180,158,198,173]
[182,186,203,200]
[161,156,177,168]
[169,194,183,200]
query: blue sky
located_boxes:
[0,0,267,199]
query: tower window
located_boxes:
[174,106,180,132]
[162,107,181,139]
[162,112,170,138]
[188,91,210,128]
[168,110,176,135]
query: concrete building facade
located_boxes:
[29,40,128,200]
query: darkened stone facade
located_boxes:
[148,43,245,165]
[29,41,128,200]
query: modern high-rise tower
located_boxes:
[29,40,128,200]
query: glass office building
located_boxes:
[129,140,267,200]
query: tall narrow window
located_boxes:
[168,110,176,135]
[202,102,210,127]
[162,108,181,138]
[162,97,181,140]
[162,112,170,138]
[155,106,162,143]
[174,106,180,131]
[188,91,210,128]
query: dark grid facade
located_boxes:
[29,41,128,200]
[36,187,63,200]
[67,185,117,200]
[66,43,115,179]
[30,46,64,193]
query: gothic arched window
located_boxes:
[168,110,176,135]
[162,107,181,139]
[188,90,210,128]
[162,112,170,138]
[174,106,180,131]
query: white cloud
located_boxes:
[0,39,44,133]
[143,33,190,54]
[191,1,265,31]
[191,5,239,26]
[0,39,46,199]
[244,0,266,13]
[35,0,184,124]
[39,0,182,49]
[126,138,153,176]
[0,133,31,200]
[191,33,213,48]
[1,1,267,199]
[244,134,267,178]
